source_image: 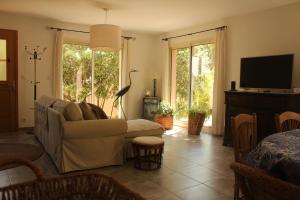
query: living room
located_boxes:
[0,0,300,199]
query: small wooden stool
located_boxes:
[132,136,164,170]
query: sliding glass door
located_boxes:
[171,43,215,126]
[62,43,120,117]
[171,47,190,121]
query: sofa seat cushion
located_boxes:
[125,119,164,138]
[53,100,83,121]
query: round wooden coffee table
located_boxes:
[132,136,164,170]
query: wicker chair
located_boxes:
[230,162,300,200]
[0,159,146,200]
[275,111,300,132]
[231,113,257,200]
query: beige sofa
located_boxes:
[35,96,126,173]
[35,95,164,173]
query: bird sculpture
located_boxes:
[110,69,138,119]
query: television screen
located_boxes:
[240,54,293,89]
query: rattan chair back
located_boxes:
[231,113,257,162]
[0,159,146,200]
[275,111,300,132]
[230,162,300,200]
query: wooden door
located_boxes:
[0,29,18,132]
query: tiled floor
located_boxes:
[0,127,234,200]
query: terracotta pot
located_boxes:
[188,112,206,135]
[154,114,173,130]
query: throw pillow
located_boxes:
[88,103,108,119]
[79,102,97,120]
[64,103,84,121]
[53,100,84,121]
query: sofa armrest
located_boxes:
[47,108,65,172]
[63,119,127,139]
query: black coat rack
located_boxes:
[25,46,47,100]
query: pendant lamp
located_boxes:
[90,8,121,51]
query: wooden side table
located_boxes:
[132,136,164,170]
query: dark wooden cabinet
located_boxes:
[224,91,300,146]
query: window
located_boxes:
[0,39,7,81]
[171,43,215,126]
[62,43,120,117]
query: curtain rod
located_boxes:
[162,25,227,41]
[47,26,136,40]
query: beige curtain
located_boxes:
[211,28,226,135]
[53,30,64,98]
[161,41,171,101]
[120,39,130,119]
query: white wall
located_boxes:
[126,33,161,119]
[157,2,300,96]
[226,2,300,89]
[0,12,55,128]
[0,11,158,127]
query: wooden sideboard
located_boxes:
[223,91,300,146]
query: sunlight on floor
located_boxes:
[164,126,184,136]
[204,115,212,127]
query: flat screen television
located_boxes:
[240,54,293,89]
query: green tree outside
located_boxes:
[175,48,190,119]
[174,44,215,121]
[62,44,119,111]
[62,44,92,102]
[94,51,119,108]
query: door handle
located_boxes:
[0,58,10,63]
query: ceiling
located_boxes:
[0,0,299,34]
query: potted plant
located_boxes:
[154,101,174,130]
[188,104,211,135]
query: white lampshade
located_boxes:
[90,24,121,51]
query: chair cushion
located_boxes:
[79,102,97,120]
[53,100,83,121]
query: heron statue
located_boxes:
[110,69,138,119]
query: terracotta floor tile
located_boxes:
[0,127,235,199]
[204,177,235,198]
[175,184,227,200]
[152,172,201,192]
[147,191,182,200]
[177,165,228,183]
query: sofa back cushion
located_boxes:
[53,100,83,121]
[88,103,108,119]
[79,102,97,120]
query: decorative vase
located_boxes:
[188,112,206,135]
[154,114,173,130]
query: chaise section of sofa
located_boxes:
[125,119,164,158]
